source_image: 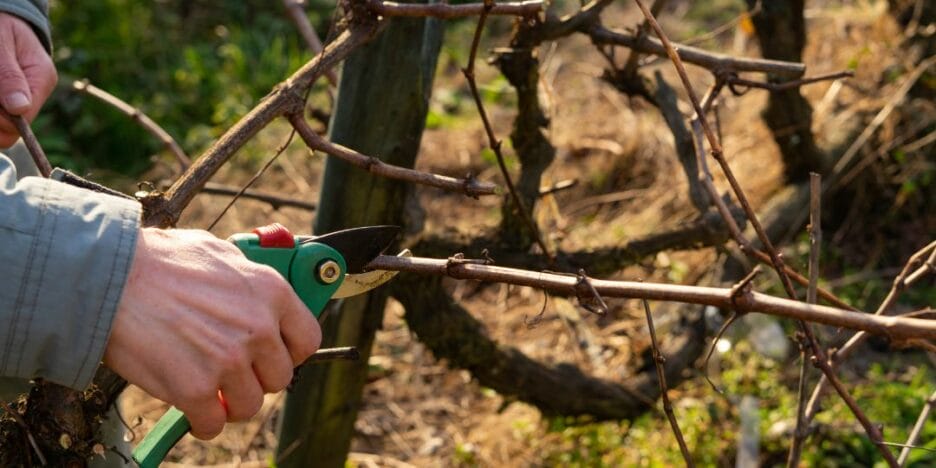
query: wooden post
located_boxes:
[275,7,443,468]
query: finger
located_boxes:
[19,54,56,118]
[278,293,322,365]
[0,36,32,115]
[178,394,227,440]
[251,340,295,393]
[0,131,17,148]
[219,371,264,422]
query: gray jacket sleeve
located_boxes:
[0,154,140,389]
[0,0,50,51]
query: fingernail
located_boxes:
[3,92,30,112]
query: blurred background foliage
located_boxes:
[40,0,334,176]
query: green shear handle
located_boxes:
[131,227,347,468]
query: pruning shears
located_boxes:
[131,223,402,468]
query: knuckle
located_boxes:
[256,267,288,292]
[216,346,249,375]
[191,417,224,440]
[0,64,25,84]
[177,380,215,407]
[267,370,292,393]
[228,394,262,422]
[249,320,278,345]
[0,133,16,148]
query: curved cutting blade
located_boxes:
[302,225,400,273]
[332,249,411,299]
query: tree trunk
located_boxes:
[275,11,443,468]
[746,0,826,182]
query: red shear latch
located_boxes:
[253,223,296,248]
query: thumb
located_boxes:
[0,45,32,115]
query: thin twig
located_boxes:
[804,240,936,423]
[703,268,760,394]
[904,247,935,285]
[150,17,380,228]
[725,71,853,93]
[281,0,338,86]
[289,347,361,391]
[788,173,822,467]
[588,25,805,77]
[70,79,191,170]
[289,114,496,197]
[199,182,316,211]
[693,89,850,315]
[643,299,695,467]
[0,108,52,177]
[620,0,669,77]
[207,129,297,231]
[885,442,936,453]
[366,0,542,18]
[461,0,552,258]
[829,56,936,191]
[702,310,740,394]
[300,346,360,365]
[633,1,898,463]
[898,390,936,466]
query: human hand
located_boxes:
[104,228,322,440]
[0,12,57,147]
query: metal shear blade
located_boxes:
[332,249,411,298]
[301,225,400,273]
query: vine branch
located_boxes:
[367,0,542,18]
[289,114,497,197]
[0,108,52,177]
[643,299,694,467]
[366,254,936,341]
[70,79,191,170]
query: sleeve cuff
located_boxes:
[0,1,51,52]
[0,173,140,389]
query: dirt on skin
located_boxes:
[113,2,926,466]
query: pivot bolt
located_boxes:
[318,260,341,284]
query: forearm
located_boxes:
[0,154,140,389]
[0,0,49,51]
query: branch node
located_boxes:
[727,79,752,96]
[480,248,496,265]
[729,265,761,310]
[574,269,609,316]
[279,85,309,116]
[463,172,481,199]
